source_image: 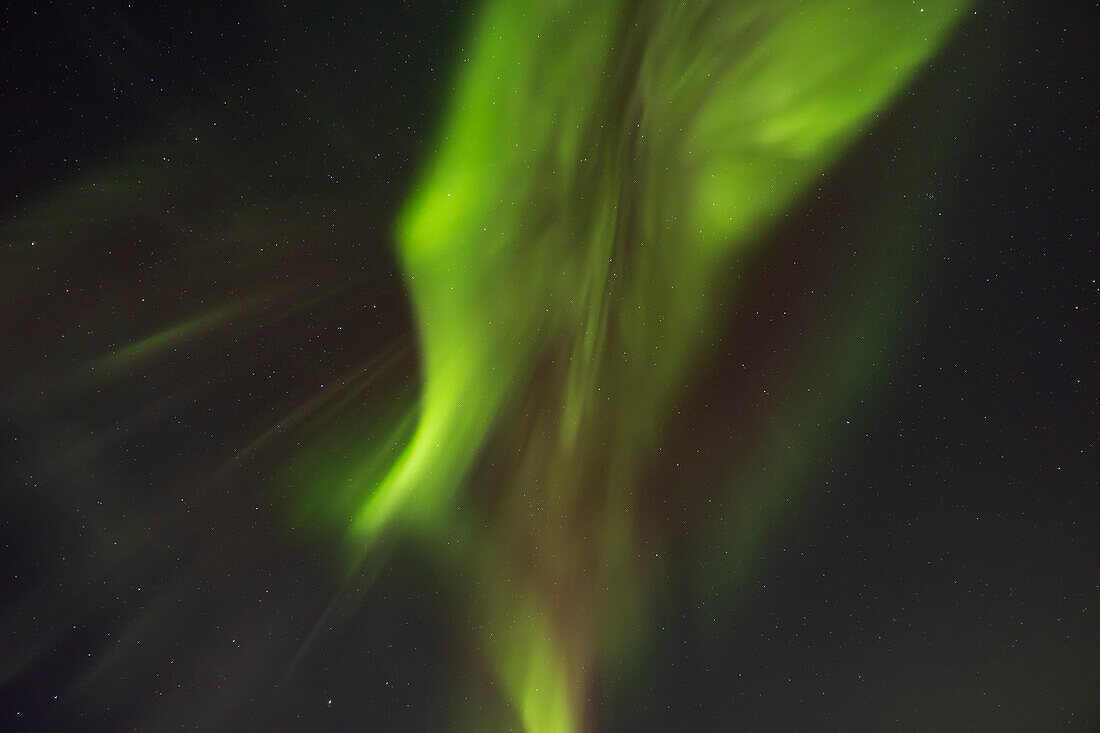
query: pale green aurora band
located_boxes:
[292,1,971,730]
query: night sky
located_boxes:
[1,1,1097,731]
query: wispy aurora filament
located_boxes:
[305,1,970,730]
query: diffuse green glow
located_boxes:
[302,1,971,730]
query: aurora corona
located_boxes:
[0,1,995,730]
[293,1,973,731]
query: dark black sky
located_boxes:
[1,1,1096,731]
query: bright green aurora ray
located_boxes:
[286,1,971,731]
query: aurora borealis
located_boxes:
[2,1,1097,731]
[344,2,972,729]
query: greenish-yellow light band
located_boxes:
[296,1,972,730]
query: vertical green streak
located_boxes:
[320,1,972,729]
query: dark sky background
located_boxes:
[1,1,1096,731]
